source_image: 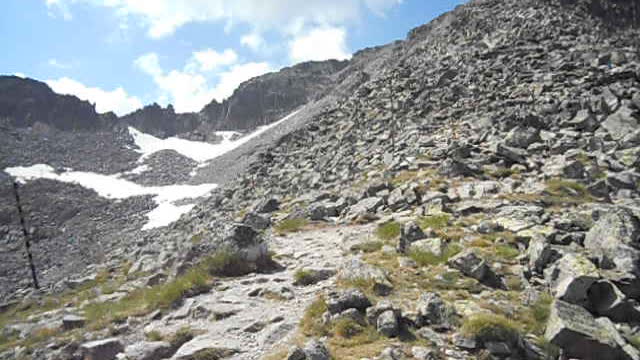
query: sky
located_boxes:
[1,0,466,116]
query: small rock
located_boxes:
[80,338,123,360]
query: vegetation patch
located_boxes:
[376,221,401,241]
[294,269,318,286]
[274,217,309,235]
[409,243,461,267]
[351,241,384,254]
[417,214,451,230]
[461,313,521,343]
[333,318,365,338]
[543,179,594,204]
[300,296,329,336]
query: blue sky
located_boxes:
[1,0,466,116]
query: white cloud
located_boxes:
[46,77,143,116]
[45,0,402,38]
[48,58,71,69]
[240,33,265,51]
[14,73,26,78]
[187,49,238,72]
[289,27,351,63]
[135,52,272,113]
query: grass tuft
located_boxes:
[376,221,401,241]
[461,313,521,343]
[274,218,309,235]
[294,269,317,286]
[418,214,451,230]
[333,318,365,338]
[300,296,329,336]
[409,243,461,267]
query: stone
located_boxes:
[566,110,599,131]
[411,346,438,360]
[407,238,445,257]
[448,249,505,289]
[587,280,640,323]
[415,292,455,328]
[526,235,565,274]
[602,106,639,140]
[338,258,392,295]
[325,289,371,314]
[242,211,271,230]
[171,336,238,360]
[62,314,86,330]
[504,126,540,148]
[484,341,512,356]
[302,340,331,360]
[124,341,171,360]
[545,300,640,360]
[544,252,599,306]
[397,221,426,253]
[347,197,383,219]
[252,197,280,213]
[415,327,445,346]
[376,310,399,337]
[376,347,405,360]
[286,346,307,360]
[495,143,528,164]
[293,268,335,286]
[80,338,124,360]
[365,300,396,325]
[584,207,640,275]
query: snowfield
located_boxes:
[5,164,217,230]
[4,110,299,230]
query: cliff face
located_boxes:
[0,76,116,131]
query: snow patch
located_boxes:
[5,164,217,230]
[128,110,300,164]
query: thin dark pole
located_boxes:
[12,182,39,289]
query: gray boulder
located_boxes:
[584,207,640,275]
[415,292,456,328]
[80,338,124,360]
[587,280,640,323]
[504,126,540,148]
[544,252,599,306]
[242,211,271,230]
[376,310,400,338]
[397,221,426,253]
[545,300,640,360]
[326,289,371,314]
[338,257,393,295]
[602,106,639,141]
[124,341,171,360]
[302,340,331,360]
[448,249,505,289]
[62,314,85,330]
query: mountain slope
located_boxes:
[1,0,640,359]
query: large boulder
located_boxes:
[544,252,599,306]
[124,341,171,360]
[415,292,456,328]
[338,258,393,295]
[587,280,640,323]
[504,126,541,148]
[545,300,640,360]
[448,249,505,289]
[397,221,427,253]
[325,289,371,314]
[601,106,639,141]
[584,207,640,275]
[80,338,124,360]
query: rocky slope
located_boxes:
[2,0,640,360]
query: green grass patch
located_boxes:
[294,269,317,286]
[351,241,384,254]
[376,221,401,241]
[409,243,461,267]
[274,217,309,235]
[488,167,521,179]
[461,313,521,343]
[300,296,329,336]
[495,245,520,260]
[418,214,451,230]
[83,248,252,330]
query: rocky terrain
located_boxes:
[2,0,640,359]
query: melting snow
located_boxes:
[5,164,217,230]
[128,110,300,164]
[4,110,300,230]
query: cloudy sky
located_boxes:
[2,0,465,116]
